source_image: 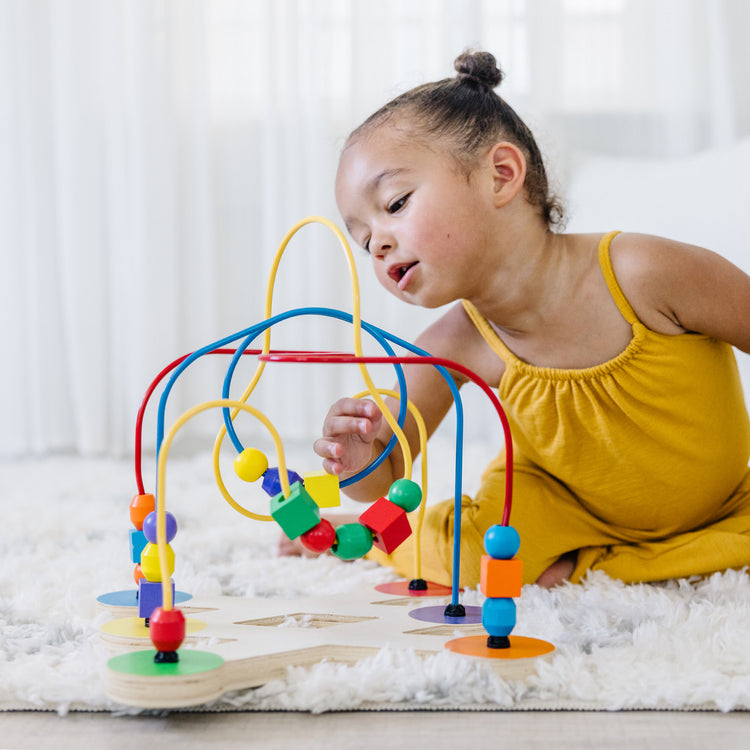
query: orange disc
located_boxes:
[445,634,554,660]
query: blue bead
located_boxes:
[483,525,520,559]
[262,467,303,497]
[482,597,516,638]
[128,528,148,564]
[142,510,178,544]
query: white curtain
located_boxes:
[2,0,749,459]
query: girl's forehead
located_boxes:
[338,127,432,182]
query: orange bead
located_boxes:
[480,555,523,598]
[133,563,145,585]
[130,493,155,530]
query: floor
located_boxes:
[2,710,750,750]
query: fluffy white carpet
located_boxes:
[3,444,750,715]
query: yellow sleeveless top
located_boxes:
[462,231,750,537]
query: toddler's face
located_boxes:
[335,125,494,308]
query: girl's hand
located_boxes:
[313,398,383,477]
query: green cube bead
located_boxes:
[331,523,373,560]
[270,481,320,540]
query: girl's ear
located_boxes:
[487,142,527,208]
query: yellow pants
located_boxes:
[369,461,750,587]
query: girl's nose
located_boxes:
[371,231,395,258]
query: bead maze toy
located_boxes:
[97,216,554,708]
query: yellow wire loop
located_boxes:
[352,389,427,580]
[211,216,413,516]
[157,399,289,609]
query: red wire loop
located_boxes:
[135,349,514,526]
[260,351,514,525]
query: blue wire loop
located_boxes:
[219,308,408,488]
[154,306,466,606]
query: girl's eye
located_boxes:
[388,193,410,213]
[362,237,371,253]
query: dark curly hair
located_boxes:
[348,50,564,229]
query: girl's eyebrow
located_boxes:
[344,167,410,235]
[365,167,407,195]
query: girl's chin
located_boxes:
[396,290,457,309]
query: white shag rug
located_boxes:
[3,443,750,715]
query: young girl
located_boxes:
[293,50,750,588]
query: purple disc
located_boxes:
[408,604,483,625]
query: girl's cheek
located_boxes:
[373,264,390,288]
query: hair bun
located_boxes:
[454,50,503,89]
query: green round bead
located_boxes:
[331,523,373,560]
[387,479,422,512]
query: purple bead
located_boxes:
[142,510,178,544]
[262,467,303,497]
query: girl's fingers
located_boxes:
[321,457,344,476]
[324,416,372,437]
[313,437,343,459]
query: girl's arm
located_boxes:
[612,233,750,353]
[313,302,497,503]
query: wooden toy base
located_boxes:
[100,586,554,709]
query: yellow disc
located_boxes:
[101,616,207,639]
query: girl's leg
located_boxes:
[369,456,623,588]
[576,470,750,583]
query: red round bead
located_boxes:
[299,518,336,553]
[149,607,186,653]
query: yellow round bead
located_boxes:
[140,542,175,582]
[233,447,269,482]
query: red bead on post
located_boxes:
[149,607,186,660]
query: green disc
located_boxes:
[108,649,224,677]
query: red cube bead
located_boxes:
[359,497,412,554]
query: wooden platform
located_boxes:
[100,586,554,709]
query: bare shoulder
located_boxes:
[610,232,724,274]
[609,232,750,348]
[412,302,506,387]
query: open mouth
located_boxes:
[388,261,418,285]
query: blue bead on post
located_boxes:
[481,524,523,649]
